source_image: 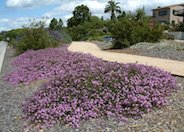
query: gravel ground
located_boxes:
[107,40,184,61]
[0,47,184,132]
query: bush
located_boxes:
[174,23,184,32]
[11,20,60,55]
[109,8,164,49]
[67,16,107,41]
[0,34,3,41]
[163,33,174,40]
[4,47,177,128]
[5,28,25,40]
[110,18,164,49]
[67,25,88,41]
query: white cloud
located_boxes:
[44,0,108,17]
[6,0,54,8]
[0,18,9,23]
[0,17,51,31]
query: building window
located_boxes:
[173,10,175,14]
[153,12,156,17]
[172,20,175,25]
[159,10,168,16]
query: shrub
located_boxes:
[15,28,58,55]
[67,16,107,41]
[7,20,60,55]
[4,47,177,128]
[109,8,164,49]
[67,25,88,41]
[110,18,164,49]
[0,34,3,41]
[175,23,184,32]
[5,28,25,40]
[163,33,174,40]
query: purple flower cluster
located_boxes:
[4,47,102,85]
[4,47,177,128]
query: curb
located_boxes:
[0,41,8,73]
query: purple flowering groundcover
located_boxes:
[4,47,177,128]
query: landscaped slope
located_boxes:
[4,47,177,128]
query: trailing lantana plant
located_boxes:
[4,47,177,128]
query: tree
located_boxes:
[67,4,91,27]
[67,17,78,27]
[135,7,146,21]
[104,0,121,20]
[57,19,63,29]
[49,18,64,30]
[49,18,58,30]
[118,11,126,19]
[73,4,91,23]
[90,16,104,28]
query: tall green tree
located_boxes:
[67,17,78,28]
[135,7,147,21]
[57,19,63,29]
[73,4,91,23]
[104,0,121,20]
[118,11,126,19]
[49,18,64,30]
[67,4,91,27]
[49,18,58,30]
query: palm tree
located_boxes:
[104,0,121,20]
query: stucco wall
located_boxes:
[170,6,184,24]
[167,32,184,40]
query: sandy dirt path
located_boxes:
[68,41,184,77]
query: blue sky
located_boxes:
[0,0,184,31]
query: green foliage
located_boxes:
[110,9,164,49]
[14,20,59,55]
[87,35,110,42]
[67,17,78,28]
[73,4,91,22]
[172,23,184,32]
[66,4,110,41]
[49,18,63,30]
[135,7,146,21]
[67,25,88,41]
[57,19,63,29]
[49,18,58,30]
[67,16,107,41]
[163,33,174,40]
[117,11,126,19]
[67,5,91,27]
[104,0,121,20]
[0,34,3,41]
[5,28,25,40]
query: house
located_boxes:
[152,3,184,24]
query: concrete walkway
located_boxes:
[68,41,184,77]
[0,41,7,73]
